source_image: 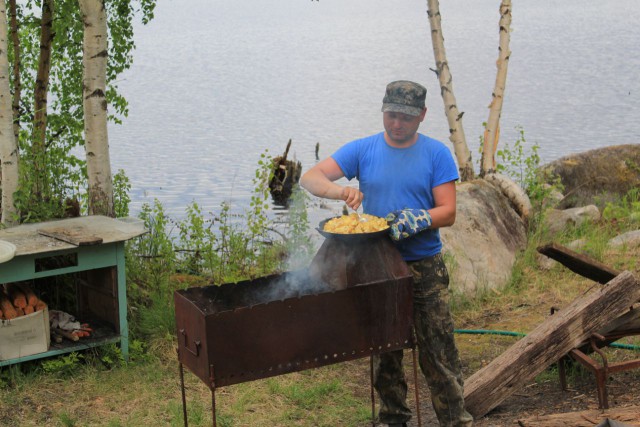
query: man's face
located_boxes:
[382,109,426,146]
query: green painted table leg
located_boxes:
[116,242,129,361]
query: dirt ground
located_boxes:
[351,265,640,426]
[353,339,640,427]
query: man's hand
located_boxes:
[341,187,363,210]
[385,208,432,241]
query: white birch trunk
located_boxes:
[79,0,114,217]
[427,0,474,181]
[0,2,19,225]
[481,0,512,176]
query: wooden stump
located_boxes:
[269,139,302,207]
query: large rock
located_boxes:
[544,205,601,235]
[441,179,528,294]
[540,144,640,209]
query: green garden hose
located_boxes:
[454,329,640,351]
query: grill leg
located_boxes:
[211,388,217,427]
[178,360,189,427]
[412,346,422,427]
[210,364,217,427]
[370,355,376,426]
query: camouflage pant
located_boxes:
[373,253,474,426]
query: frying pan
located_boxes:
[316,216,391,243]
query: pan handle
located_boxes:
[179,328,201,357]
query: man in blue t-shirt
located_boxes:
[300,81,473,427]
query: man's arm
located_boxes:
[299,157,364,210]
[429,181,457,228]
[386,180,457,241]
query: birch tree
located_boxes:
[31,0,55,200]
[481,0,512,176]
[8,0,21,143]
[426,0,474,182]
[5,0,155,221]
[0,1,19,225]
[79,0,113,217]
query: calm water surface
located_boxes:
[108,0,640,220]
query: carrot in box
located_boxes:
[35,299,47,312]
[0,290,18,320]
[6,284,27,309]
[17,283,39,307]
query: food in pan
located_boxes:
[323,213,389,234]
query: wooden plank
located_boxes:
[537,243,620,284]
[37,227,103,246]
[517,405,640,426]
[0,216,146,256]
[463,271,640,419]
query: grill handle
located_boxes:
[179,328,201,357]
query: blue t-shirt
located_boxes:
[331,132,459,261]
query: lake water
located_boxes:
[107,0,640,222]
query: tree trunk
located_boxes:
[79,0,114,217]
[0,1,20,225]
[426,0,474,182]
[481,0,512,176]
[31,0,54,199]
[8,0,21,144]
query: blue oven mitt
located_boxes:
[385,208,432,241]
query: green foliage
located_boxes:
[494,126,563,228]
[41,352,84,377]
[283,185,315,269]
[248,151,274,239]
[58,411,77,427]
[113,169,132,218]
[124,153,315,340]
[496,126,537,187]
[135,289,176,341]
[6,0,156,222]
[95,344,126,370]
[603,188,640,225]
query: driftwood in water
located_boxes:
[269,139,302,207]
[463,270,640,419]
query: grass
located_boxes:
[4,243,638,426]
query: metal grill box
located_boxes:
[174,270,413,389]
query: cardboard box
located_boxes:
[0,307,50,361]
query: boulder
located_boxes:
[544,205,601,235]
[540,144,640,209]
[442,179,528,294]
[609,230,640,249]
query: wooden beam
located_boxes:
[463,271,640,419]
[537,243,619,284]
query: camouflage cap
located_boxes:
[381,80,427,116]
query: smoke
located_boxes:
[249,269,333,306]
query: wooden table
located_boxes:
[0,215,146,366]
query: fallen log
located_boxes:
[537,243,620,284]
[463,270,640,419]
[517,405,640,426]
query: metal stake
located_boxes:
[370,355,376,426]
[178,353,189,427]
[210,364,217,427]
[412,345,422,427]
